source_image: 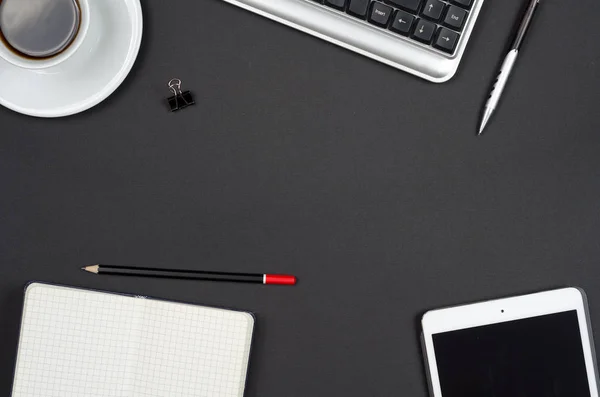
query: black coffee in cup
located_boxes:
[0,0,81,60]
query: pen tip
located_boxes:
[478,108,493,136]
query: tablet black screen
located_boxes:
[433,310,591,397]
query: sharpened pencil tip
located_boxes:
[81,265,100,274]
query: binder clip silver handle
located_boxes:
[167,78,195,112]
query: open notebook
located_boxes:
[11,283,255,397]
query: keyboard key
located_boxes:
[386,0,421,13]
[369,2,393,27]
[412,19,436,43]
[434,27,459,53]
[450,0,472,9]
[421,0,444,21]
[389,10,415,35]
[443,5,467,30]
[348,0,371,18]
[324,0,346,10]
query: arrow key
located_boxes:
[390,10,415,36]
[412,19,436,44]
[434,27,459,53]
[421,0,445,21]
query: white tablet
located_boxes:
[422,288,599,397]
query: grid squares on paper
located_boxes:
[11,284,254,397]
[135,298,254,397]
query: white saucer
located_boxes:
[0,0,143,118]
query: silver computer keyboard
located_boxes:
[219,0,484,82]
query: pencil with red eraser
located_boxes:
[81,264,297,286]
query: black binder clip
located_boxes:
[167,78,195,112]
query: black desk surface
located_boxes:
[2,1,600,396]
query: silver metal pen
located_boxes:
[478,0,542,135]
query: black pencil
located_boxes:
[81,264,297,286]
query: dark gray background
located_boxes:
[1,0,600,396]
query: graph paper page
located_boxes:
[11,283,254,397]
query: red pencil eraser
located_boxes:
[264,274,297,286]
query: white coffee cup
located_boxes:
[0,0,90,70]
